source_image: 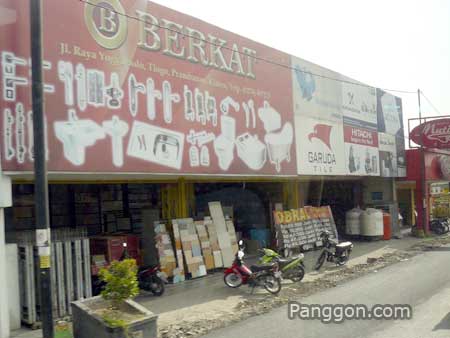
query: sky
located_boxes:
[151,0,450,137]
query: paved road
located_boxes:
[202,245,450,338]
[139,235,419,314]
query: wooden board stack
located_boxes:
[208,202,235,267]
[204,217,223,268]
[226,218,239,254]
[195,221,215,270]
[154,222,177,278]
[173,218,207,278]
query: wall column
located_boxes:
[0,175,12,338]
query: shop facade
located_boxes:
[0,0,405,336]
[398,148,450,233]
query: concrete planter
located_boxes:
[72,296,157,338]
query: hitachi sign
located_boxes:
[84,0,257,79]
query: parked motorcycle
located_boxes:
[138,264,167,296]
[93,242,167,296]
[259,248,305,282]
[224,240,282,294]
[315,231,353,271]
[430,218,450,235]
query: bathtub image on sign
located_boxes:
[127,121,185,170]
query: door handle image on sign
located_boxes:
[75,63,87,111]
[105,72,124,109]
[15,103,26,164]
[184,85,195,122]
[162,80,180,124]
[128,74,146,117]
[146,78,162,120]
[87,69,106,107]
[195,88,206,125]
[205,91,218,127]
[58,61,74,106]
[2,52,28,102]
[3,108,15,160]
[27,111,34,162]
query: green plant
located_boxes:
[99,259,139,309]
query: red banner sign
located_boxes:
[0,0,296,175]
[410,119,450,149]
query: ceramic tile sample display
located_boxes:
[204,217,223,268]
[171,220,186,283]
[172,218,207,278]
[195,221,215,270]
[154,222,177,278]
[208,201,235,267]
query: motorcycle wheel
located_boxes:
[224,273,243,288]
[140,275,165,296]
[337,250,350,266]
[315,252,327,271]
[290,265,305,282]
[258,274,281,295]
[150,276,165,296]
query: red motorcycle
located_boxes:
[224,240,282,294]
[138,264,167,296]
[93,242,167,296]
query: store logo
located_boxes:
[308,124,333,150]
[84,0,127,49]
[294,65,316,101]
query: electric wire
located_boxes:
[420,91,444,116]
[78,0,416,95]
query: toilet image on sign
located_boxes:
[214,115,236,171]
[264,122,294,172]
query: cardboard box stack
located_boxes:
[195,221,215,270]
[173,218,207,278]
[171,220,186,283]
[204,217,223,268]
[154,222,177,278]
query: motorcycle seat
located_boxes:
[277,258,292,264]
[336,242,352,249]
[138,265,157,272]
[250,264,274,272]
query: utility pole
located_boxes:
[29,1,54,337]
[418,89,427,234]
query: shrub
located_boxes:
[98,259,139,308]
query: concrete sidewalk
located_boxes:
[11,229,422,338]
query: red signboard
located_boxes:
[0,0,296,175]
[344,125,378,147]
[410,119,450,149]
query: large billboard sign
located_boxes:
[409,118,450,149]
[0,0,296,175]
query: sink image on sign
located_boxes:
[54,110,106,166]
[153,134,180,163]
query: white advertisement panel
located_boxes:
[376,89,403,136]
[341,76,378,130]
[295,116,346,175]
[378,133,398,177]
[291,56,343,124]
